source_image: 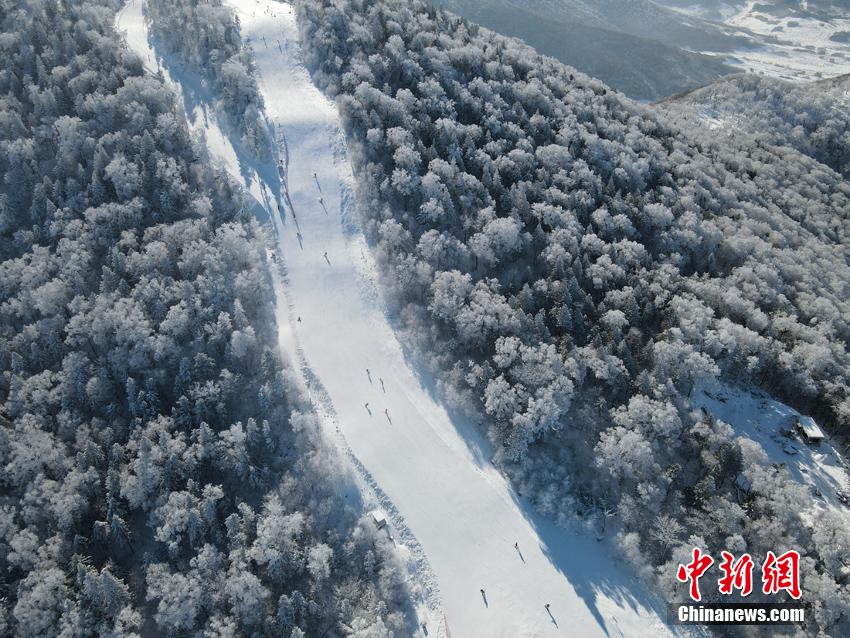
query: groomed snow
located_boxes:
[117,1,681,635]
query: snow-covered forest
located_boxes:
[2,0,850,635]
[296,0,850,632]
[424,0,736,102]
[426,0,850,102]
[659,73,850,178]
[0,1,416,635]
[144,0,273,159]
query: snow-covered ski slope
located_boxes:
[117,1,678,635]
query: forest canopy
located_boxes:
[2,0,849,634]
[659,72,850,179]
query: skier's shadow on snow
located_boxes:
[546,606,558,628]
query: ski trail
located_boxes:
[118,1,680,635]
[233,3,678,637]
[115,0,442,629]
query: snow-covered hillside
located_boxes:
[116,1,680,636]
[431,0,737,102]
[718,0,850,81]
[580,0,850,83]
[434,0,850,101]
[656,70,850,182]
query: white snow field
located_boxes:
[721,1,850,82]
[657,0,850,83]
[117,1,680,636]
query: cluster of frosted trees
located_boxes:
[661,73,850,178]
[0,1,415,635]
[145,0,272,158]
[296,0,850,632]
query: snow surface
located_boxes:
[725,9,850,81]
[712,1,850,82]
[653,0,850,82]
[117,1,683,635]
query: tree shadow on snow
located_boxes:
[143,31,284,231]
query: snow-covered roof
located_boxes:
[370,510,387,528]
[797,416,825,440]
